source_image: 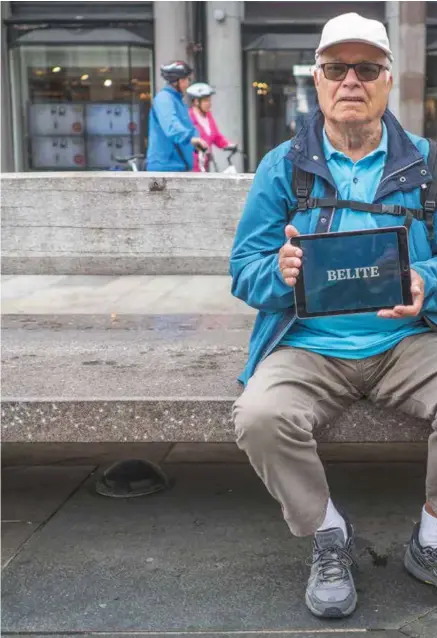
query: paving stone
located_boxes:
[1,464,435,633]
[164,443,247,463]
[400,608,437,638]
[2,633,407,638]
[2,522,39,568]
[2,466,94,522]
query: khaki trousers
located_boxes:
[233,333,437,537]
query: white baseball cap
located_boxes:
[316,13,393,61]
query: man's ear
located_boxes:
[313,67,320,89]
[386,72,393,92]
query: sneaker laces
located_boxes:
[307,545,357,584]
[423,545,437,574]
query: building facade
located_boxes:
[2,1,437,173]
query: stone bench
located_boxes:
[0,173,431,453]
[1,313,430,448]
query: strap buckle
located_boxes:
[296,187,309,210]
[424,199,436,214]
[381,204,403,215]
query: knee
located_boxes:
[233,393,313,450]
[233,396,282,450]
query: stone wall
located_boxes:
[1,172,252,275]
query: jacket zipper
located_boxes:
[259,313,296,363]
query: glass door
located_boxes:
[246,49,317,171]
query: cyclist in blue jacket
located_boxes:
[146,61,208,171]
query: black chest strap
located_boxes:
[421,138,437,242]
[289,138,437,246]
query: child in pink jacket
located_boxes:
[187,83,236,172]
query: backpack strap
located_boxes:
[290,165,314,223]
[420,138,437,244]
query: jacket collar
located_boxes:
[163,85,184,101]
[287,108,432,201]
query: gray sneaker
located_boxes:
[404,522,437,587]
[305,521,357,618]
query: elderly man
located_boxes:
[231,13,437,618]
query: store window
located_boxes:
[246,46,317,170]
[11,43,152,170]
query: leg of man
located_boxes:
[234,346,364,618]
[233,346,362,537]
[367,332,437,586]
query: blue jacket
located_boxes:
[230,109,437,385]
[146,86,198,172]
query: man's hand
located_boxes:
[191,137,208,151]
[279,225,302,287]
[377,269,425,319]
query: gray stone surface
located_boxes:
[2,522,38,568]
[2,442,172,467]
[1,275,250,315]
[1,313,431,443]
[1,173,252,275]
[2,399,431,444]
[1,634,407,638]
[1,463,436,632]
[2,466,94,522]
[401,609,437,637]
[165,442,248,464]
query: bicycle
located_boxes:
[198,146,243,174]
[111,154,145,171]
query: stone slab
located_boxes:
[165,442,248,464]
[1,466,94,522]
[1,522,38,568]
[1,313,431,443]
[1,399,431,444]
[1,275,250,315]
[1,173,252,275]
[1,634,407,638]
[1,442,173,467]
[164,442,429,464]
[400,609,437,637]
[1,463,435,632]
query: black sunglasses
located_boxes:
[318,62,390,82]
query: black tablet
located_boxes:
[290,226,412,318]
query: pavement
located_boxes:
[2,275,436,634]
[1,448,436,636]
[1,275,252,315]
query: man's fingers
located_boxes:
[282,267,300,279]
[284,276,297,287]
[281,244,302,259]
[378,297,422,318]
[280,257,302,269]
[285,224,300,240]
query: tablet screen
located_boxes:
[300,231,403,314]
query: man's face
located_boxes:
[314,42,392,126]
[178,76,191,94]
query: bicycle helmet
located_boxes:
[160,60,193,83]
[186,83,216,99]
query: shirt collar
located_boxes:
[322,121,388,162]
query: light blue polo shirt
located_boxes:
[280,124,430,359]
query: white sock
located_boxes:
[419,506,437,548]
[317,498,348,539]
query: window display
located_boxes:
[12,44,152,170]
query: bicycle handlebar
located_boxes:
[115,154,145,163]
